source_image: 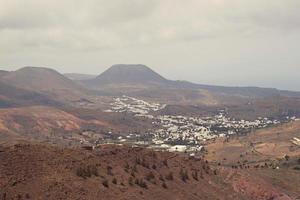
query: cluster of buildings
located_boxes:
[104,95,166,117]
[103,96,297,152]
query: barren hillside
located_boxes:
[1,143,297,200]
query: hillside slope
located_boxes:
[0,81,60,108]
[1,143,295,200]
[1,67,89,102]
[0,106,110,144]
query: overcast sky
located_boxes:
[0,0,300,91]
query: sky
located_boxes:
[0,0,300,91]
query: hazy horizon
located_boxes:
[1,0,300,91]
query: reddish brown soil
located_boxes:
[1,143,298,200]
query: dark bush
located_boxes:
[293,166,300,170]
[145,171,155,181]
[159,174,165,182]
[131,171,136,177]
[128,177,134,186]
[213,169,217,175]
[192,171,198,181]
[107,166,113,176]
[162,182,168,189]
[163,159,168,167]
[135,178,148,189]
[133,165,138,172]
[124,162,130,172]
[102,179,109,188]
[179,168,189,182]
[112,177,117,184]
[135,157,141,165]
[76,165,99,178]
[165,172,174,181]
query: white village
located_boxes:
[99,96,297,153]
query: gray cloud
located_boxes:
[0,0,299,91]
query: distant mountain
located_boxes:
[64,73,97,81]
[0,67,89,102]
[81,64,300,100]
[83,64,168,87]
[1,67,83,92]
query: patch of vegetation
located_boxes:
[124,162,130,173]
[145,171,155,181]
[163,159,168,167]
[179,168,189,182]
[152,164,157,170]
[192,171,198,181]
[165,172,174,181]
[141,158,150,169]
[135,178,148,189]
[135,157,141,165]
[162,182,168,189]
[128,177,134,186]
[76,165,99,178]
[107,166,113,176]
[102,179,109,188]
[293,166,300,170]
[159,174,165,182]
[131,171,136,177]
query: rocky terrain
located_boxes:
[1,142,299,200]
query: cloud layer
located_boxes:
[1,0,300,90]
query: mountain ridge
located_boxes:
[81,64,300,98]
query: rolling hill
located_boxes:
[0,67,91,103]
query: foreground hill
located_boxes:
[1,143,297,200]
